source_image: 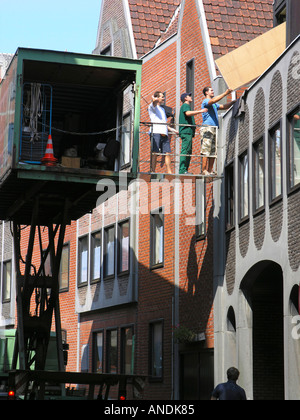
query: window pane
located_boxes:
[152,212,164,266]
[107,330,118,374]
[59,244,69,291]
[290,110,300,187]
[122,327,134,375]
[226,164,234,229]
[150,322,163,378]
[254,140,264,210]
[186,59,194,110]
[270,126,281,199]
[195,180,205,237]
[78,236,88,284]
[240,153,249,219]
[2,260,11,302]
[121,113,131,167]
[104,227,115,277]
[44,251,52,277]
[119,221,130,273]
[91,231,101,282]
[93,332,103,373]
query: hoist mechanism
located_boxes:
[0,48,144,399]
[12,197,68,374]
[6,195,69,399]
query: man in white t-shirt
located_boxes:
[148,91,173,174]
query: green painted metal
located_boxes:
[17,47,142,71]
[0,330,59,373]
[0,48,142,223]
[1,48,142,182]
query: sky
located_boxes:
[0,0,102,56]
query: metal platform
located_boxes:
[0,166,132,225]
[0,48,142,225]
[0,49,142,388]
[8,369,146,400]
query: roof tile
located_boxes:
[128,0,274,59]
[202,0,274,58]
[128,0,181,57]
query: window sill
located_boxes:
[150,263,164,271]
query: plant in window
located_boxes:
[173,324,195,344]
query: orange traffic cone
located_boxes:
[41,134,58,166]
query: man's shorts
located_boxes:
[200,126,217,157]
[151,133,171,154]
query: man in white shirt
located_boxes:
[148,91,173,174]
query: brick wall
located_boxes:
[180,0,212,174]
[94,0,133,57]
[78,0,216,399]
[17,221,78,373]
[60,221,78,372]
[179,181,214,347]
[136,174,175,399]
[140,42,178,173]
[178,0,214,347]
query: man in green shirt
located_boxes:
[179,92,207,174]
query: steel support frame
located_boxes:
[8,370,146,400]
[12,196,69,376]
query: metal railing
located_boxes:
[139,121,219,177]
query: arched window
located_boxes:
[227,306,236,332]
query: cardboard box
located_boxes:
[216,22,286,91]
[61,156,81,168]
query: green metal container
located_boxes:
[0,329,59,372]
[0,48,142,224]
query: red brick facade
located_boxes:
[18,222,78,373]
[77,0,218,399]
[1,0,275,400]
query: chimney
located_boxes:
[287,0,300,46]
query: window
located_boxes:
[227,306,236,333]
[91,231,101,283]
[195,180,206,238]
[93,331,104,373]
[253,139,265,211]
[288,107,300,188]
[120,113,131,168]
[186,59,195,110]
[118,220,130,274]
[59,243,69,291]
[104,226,115,278]
[150,209,164,268]
[149,321,163,380]
[269,123,282,201]
[225,164,234,229]
[275,6,286,25]
[100,45,111,56]
[81,344,89,373]
[43,250,52,277]
[2,260,12,303]
[78,235,88,285]
[239,152,249,220]
[121,326,134,374]
[106,329,118,374]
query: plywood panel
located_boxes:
[216,23,286,91]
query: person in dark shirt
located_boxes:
[211,367,247,400]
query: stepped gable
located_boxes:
[128,0,181,57]
[128,0,274,59]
